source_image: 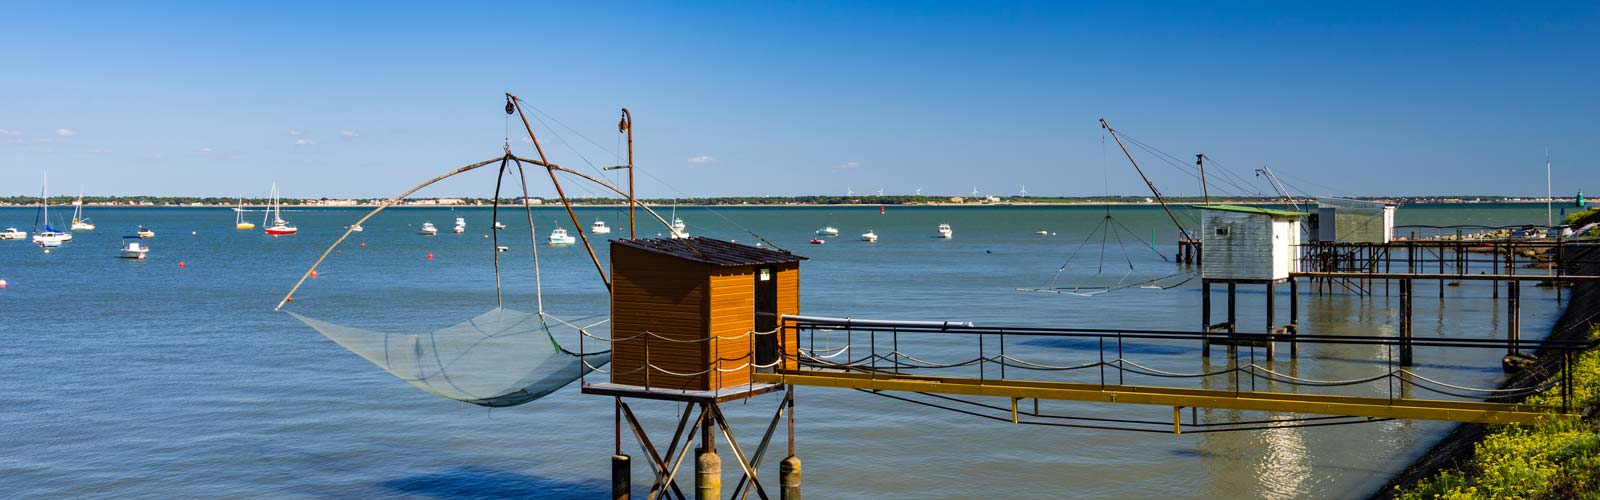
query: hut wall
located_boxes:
[1201,210,1275,281]
[708,267,755,389]
[610,245,710,390]
[775,263,800,369]
[1319,198,1396,243]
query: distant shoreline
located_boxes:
[0,198,1580,209]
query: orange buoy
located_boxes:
[360,242,366,247]
[426,253,434,260]
[0,279,8,288]
[179,261,186,267]
[310,270,319,278]
[286,297,293,302]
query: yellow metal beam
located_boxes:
[753,371,1572,426]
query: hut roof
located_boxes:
[614,237,807,266]
[1196,204,1307,219]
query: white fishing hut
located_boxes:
[1198,205,1307,282]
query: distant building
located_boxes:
[516,197,544,205]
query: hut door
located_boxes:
[754,267,779,371]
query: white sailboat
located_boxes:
[263,183,298,235]
[235,196,255,230]
[668,206,688,239]
[70,193,94,231]
[32,173,71,246]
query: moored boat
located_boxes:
[119,237,149,259]
[418,222,438,235]
[548,227,576,245]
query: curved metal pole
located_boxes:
[274,155,507,310]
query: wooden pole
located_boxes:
[508,93,610,290]
[621,108,636,239]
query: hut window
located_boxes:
[1215,226,1231,237]
[759,269,771,281]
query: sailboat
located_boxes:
[234,196,256,230]
[263,183,298,235]
[669,205,688,238]
[70,193,94,231]
[32,173,71,246]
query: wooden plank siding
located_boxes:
[708,269,755,388]
[609,241,803,392]
[775,263,800,369]
[610,245,710,390]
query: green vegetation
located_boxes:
[1396,328,1600,499]
[1567,208,1599,227]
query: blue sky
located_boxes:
[2,1,1596,199]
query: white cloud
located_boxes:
[1,129,23,143]
[687,155,717,164]
[339,130,361,138]
[196,147,213,153]
[294,138,315,145]
[835,161,863,170]
[288,130,304,136]
[87,148,109,154]
[54,128,78,137]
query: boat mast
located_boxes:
[1547,150,1553,227]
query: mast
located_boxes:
[1099,118,1187,237]
[1547,150,1553,227]
[1196,154,1210,206]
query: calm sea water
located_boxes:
[0,203,1566,499]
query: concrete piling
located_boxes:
[611,454,631,500]
[696,448,721,500]
[780,455,802,500]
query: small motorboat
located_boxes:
[349,224,364,232]
[1035,230,1049,235]
[817,226,839,237]
[935,223,953,239]
[119,237,149,259]
[493,221,507,230]
[548,227,576,245]
[809,238,826,245]
[861,230,878,242]
[591,219,612,235]
[453,218,466,234]
[0,228,25,240]
[418,222,438,236]
[496,246,509,252]
[136,226,156,238]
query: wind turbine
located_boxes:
[876,188,884,196]
[971,187,981,197]
[1019,185,1028,197]
[914,187,923,196]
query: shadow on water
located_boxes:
[381,467,607,500]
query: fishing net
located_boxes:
[287,307,608,407]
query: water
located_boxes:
[0,203,1565,499]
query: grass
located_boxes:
[1566,208,1599,228]
[1395,328,1600,499]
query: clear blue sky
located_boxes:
[2,1,1596,199]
